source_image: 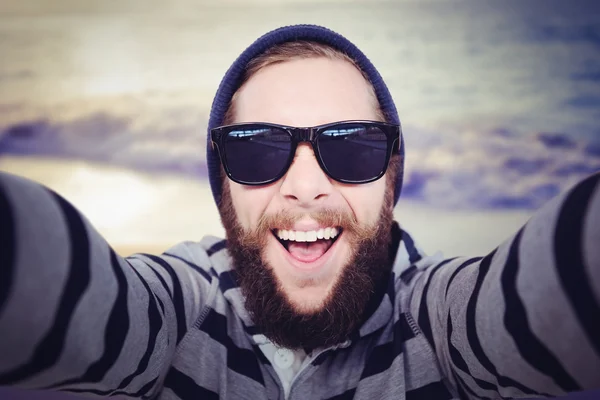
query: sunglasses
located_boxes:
[211,120,402,186]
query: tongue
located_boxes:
[287,240,331,263]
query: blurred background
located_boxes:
[0,1,600,400]
[0,0,599,257]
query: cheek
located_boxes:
[229,182,279,229]
[339,179,387,224]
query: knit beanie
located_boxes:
[207,24,405,205]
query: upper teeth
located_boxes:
[276,227,339,242]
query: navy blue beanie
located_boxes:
[207,24,405,205]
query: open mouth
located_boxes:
[272,227,343,263]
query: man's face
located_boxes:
[232,57,387,305]
[219,57,395,349]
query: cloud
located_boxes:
[585,142,600,157]
[401,170,439,199]
[564,94,600,109]
[553,162,600,177]
[0,120,61,153]
[487,195,536,210]
[403,123,600,210]
[530,22,600,48]
[484,182,561,209]
[2,109,599,211]
[490,127,520,139]
[571,71,600,83]
[0,70,34,82]
[503,157,551,175]
[0,111,208,177]
[537,132,577,149]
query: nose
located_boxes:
[279,144,333,208]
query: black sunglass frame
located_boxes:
[210,120,402,186]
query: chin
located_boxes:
[282,285,334,315]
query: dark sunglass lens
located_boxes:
[318,124,388,182]
[224,126,292,183]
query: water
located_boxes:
[0,0,599,209]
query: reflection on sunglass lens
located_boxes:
[224,126,292,183]
[317,124,388,182]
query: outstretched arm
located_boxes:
[409,172,600,399]
[0,172,212,397]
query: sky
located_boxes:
[0,0,599,211]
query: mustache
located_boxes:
[255,208,361,234]
[231,208,379,252]
[230,205,387,253]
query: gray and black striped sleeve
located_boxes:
[0,172,212,397]
[409,172,600,399]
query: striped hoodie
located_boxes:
[0,171,599,399]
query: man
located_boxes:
[0,24,598,400]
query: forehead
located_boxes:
[233,57,380,127]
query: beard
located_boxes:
[218,172,396,351]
